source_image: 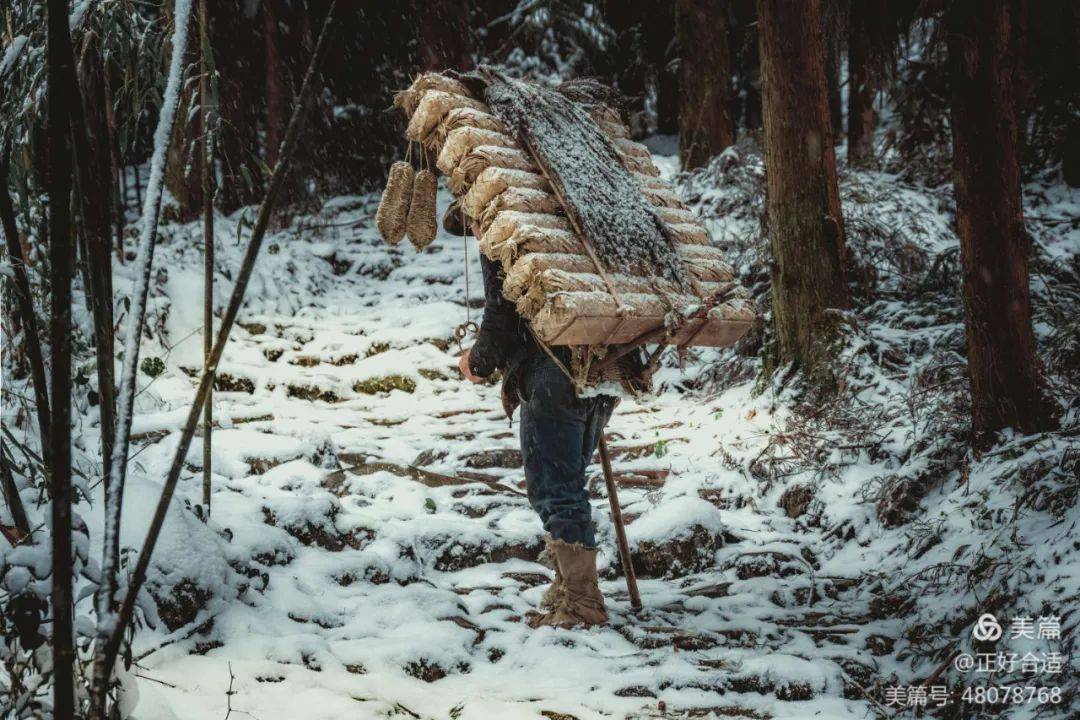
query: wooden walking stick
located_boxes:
[598,433,642,612]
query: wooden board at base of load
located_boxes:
[386,72,755,348]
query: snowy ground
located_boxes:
[5,144,1076,719]
[79,176,885,719]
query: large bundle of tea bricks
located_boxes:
[385,73,754,347]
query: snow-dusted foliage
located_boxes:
[674,142,1080,717]
[490,0,614,83]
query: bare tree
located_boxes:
[756,0,849,383]
[676,0,736,170]
[946,0,1057,448]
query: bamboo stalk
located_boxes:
[45,0,78,713]
[0,142,51,451]
[103,68,125,263]
[199,0,214,513]
[94,2,339,698]
[92,0,198,711]
[0,443,31,541]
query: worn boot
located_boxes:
[528,539,608,628]
[538,535,564,609]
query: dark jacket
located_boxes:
[466,251,652,414]
[467,253,539,416]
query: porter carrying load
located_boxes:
[379,69,757,629]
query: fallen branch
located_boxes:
[94,2,339,698]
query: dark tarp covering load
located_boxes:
[479,71,690,288]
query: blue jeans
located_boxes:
[519,352,616,548]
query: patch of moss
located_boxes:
[365,341,390,357]
[418,368,449,381]
[286,383,341,403]
[352,375,416,395]
[329,353,358,366]
[214,373,255,393]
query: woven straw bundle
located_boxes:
[614,139,651,160]
[431,107,507,151]
[376,161,414,245]
[531,291,692,337]
[449,146,537,195]
[463,167,551,218]
[708,298,756,322]
[481,211,571,249]
[406,169,438,250]
[511,268,730,317]
[437,128,518,175]
[654,206,698,225]
[406,90,488,142]
[666,222,710,245]
[641,186,688,209]
[394,73,471,116]
[619,152,661,177]
[503,251,734,298]
[477,187,561,230]
[585,106,629,139]
[480,225,583,268]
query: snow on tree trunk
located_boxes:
[676,0,736,170]
[946,0,1056,448]
[756,0,849,380]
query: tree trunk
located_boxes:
[946,0,1056,448]
[417,0,472,71]
[757,0,849,381]
[264,2,287,168]
[646,0,679,135]
[45,0,77,715]
[821,0,844,139]
[163,3,204,219]
[76,38,117,489]
[677,0,736,170]
[607,2,648,131]
[216,0,264,211]
[847,0,877,165]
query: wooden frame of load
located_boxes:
[393,72,755,349]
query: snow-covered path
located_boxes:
[107,184,880,720]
